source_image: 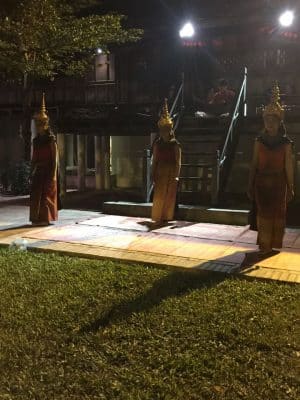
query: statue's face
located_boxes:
[263,115,280,136]
[159,126,172,141]
[35,119,49,134]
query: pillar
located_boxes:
[66,134,74,167]
[102,136,111,190]
[77,134,86,191]
[94,135,103,190]
[57,133,66,197]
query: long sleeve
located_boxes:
[49,140,58,180]
[248,140,259,190]
[174,144,181,178]
[152,143,158,182]
[285,143,294,189]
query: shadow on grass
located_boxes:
[80,271,225,333]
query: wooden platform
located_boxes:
[0,207,299,284]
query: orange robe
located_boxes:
[30,135,58,224]
[151,139,180,222]
[254,139,289,250]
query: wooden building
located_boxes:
[1,0,300,204]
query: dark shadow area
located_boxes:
[169,221,197,229]
[193,251,257,275]
[0,224,32,231]
[80,271,225,333]
[137,220,180,231]
[287,201,300,227]
[0,197,29,207]
[240,249,280,270]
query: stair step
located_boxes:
[182,152,216,156]
[180,176,212,180]
[178,138,221,143]
[177,127,225,134]
[179,190,211,194]
[102,201,250,225]
[181,116,220,122]
[181,163,214,167]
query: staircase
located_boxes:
[176,68,248,206]
[141,68,248,207]
[176,114,226,205]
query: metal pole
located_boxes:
[243,66,248,117]
[181,72,185,111]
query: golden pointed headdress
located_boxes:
[263,82,284,121]
[158,98,173,129]
[34,93,49,122]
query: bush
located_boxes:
[9,161,31,195]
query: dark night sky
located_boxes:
[1,0,299,33]
[96,0,185,34]
[0,0,197,30]
[98,0,300,31]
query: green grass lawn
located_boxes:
[0,249,299,400]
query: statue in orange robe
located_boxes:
[151,99,181,224]
[248,83,294,254]
[30,94,58,226]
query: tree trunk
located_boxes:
[21,73,34,161]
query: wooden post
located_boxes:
[102,136,111,190]
[211,150,220,206]
[77,134,86,191]
[57,133,66,197]
[95,135,102,190]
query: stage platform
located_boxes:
[0,206,299,284]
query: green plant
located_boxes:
[9,161,31,195]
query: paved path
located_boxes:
[0,205,299,284]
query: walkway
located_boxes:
[0,205,299,284]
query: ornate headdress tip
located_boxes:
[263,82,284,120]
[158,98,173,129]
[34,92,49,122]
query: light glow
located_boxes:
[279,10,294,27]
[179,22,195,38]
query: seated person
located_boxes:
[208,79,236,116]
[195,79,235,119]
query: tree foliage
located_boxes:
[0,0,143,80]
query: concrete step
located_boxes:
[177,127,225,135]
[181,163,214,168]
[103,201,249,226]
[177,137,222,143]
[180,177,211,180]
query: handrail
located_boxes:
[169,73,185,134]
[219,67,247,165]
[170,82,183,116]
[212,67,247,204]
